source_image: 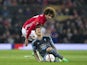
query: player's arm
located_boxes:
[32,40,41,62]
[25,18,39,46]
[26,15,40,39]
[24,38,28,46]
[33,50,42,62]
[33,50,39,61]
[24,23,36,46]
[49,36,57,51]
[25,24,39,46]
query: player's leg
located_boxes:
[46,47,63,59]
[46,47,69,62]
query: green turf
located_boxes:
[0,50,87,65]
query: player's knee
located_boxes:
[46,47,53,52]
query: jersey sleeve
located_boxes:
[48,36,55,48]
[26,22,36,39]
[26,18,39,39]
[49,36,57,51]
[32,40,37,51]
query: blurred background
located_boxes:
[0,1,87,64]
[0,0,87,45]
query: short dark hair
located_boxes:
[35,24,42,29]
[43,7,56,18]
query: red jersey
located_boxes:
[22,14,46,39]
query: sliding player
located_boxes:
[32,25,68,62]
[21,7,56,46]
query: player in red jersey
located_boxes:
[22,7,56,46]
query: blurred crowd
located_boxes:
[0,0,87,43]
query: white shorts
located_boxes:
[22,28,37,40]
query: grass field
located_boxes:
[0,50,87,65]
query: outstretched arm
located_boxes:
[32,40,42,62]
[24,38,28,46]
[33,50,42,62]
[24,23,36,46]
[24,20,39,46]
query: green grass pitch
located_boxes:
[0,50,87,65]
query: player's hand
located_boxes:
[24,38,28,46]
[25,43,28,46]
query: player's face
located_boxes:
[35,27,42,36]
[45,14,53,20]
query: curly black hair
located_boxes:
[43,7,56,18]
